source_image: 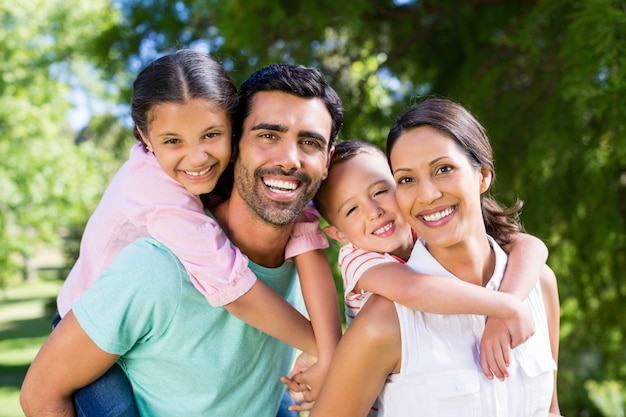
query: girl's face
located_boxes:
[141,98,232,196]
[321,151,413,260]
[389,126,491,251]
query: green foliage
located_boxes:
[0,0,125,286]
[82,1,626,414]
[4,0,625,415]
[586,380,626,417]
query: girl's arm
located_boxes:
[288,249,342,404]
[307,295,400,417]
[130,149,318,354]
[128,149,257,307]
[20,312,119,417]
[224,281,318,356]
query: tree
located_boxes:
[46,0,626,414]
[0,0,126,285]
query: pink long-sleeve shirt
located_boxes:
[57,143,327,317]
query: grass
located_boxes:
[0,277,61,417]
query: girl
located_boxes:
[308,100,561,416]
[51,50,340,416]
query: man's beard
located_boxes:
[234,162,320,226]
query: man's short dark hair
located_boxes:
[233,64,344,152]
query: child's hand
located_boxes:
[479,301,535,381]
[281,374,314,412]
[287,351,317,377]
[280,352,319,412]
[479,317,512,381]
[504,299,535,348]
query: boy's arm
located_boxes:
[224,280,318,356]
[357,259,532,381]
[499,232,549,300]
[20,312,119,417]
[358,262,528,319]
[479,232,549,379]
[290,249,342,401]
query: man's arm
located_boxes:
[20,312,119,417]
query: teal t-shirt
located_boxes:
[73,237,298,416]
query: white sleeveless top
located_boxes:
[378,237,556,417]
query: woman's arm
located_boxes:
[540,265,562,416]
[308,295,401,417]
[20,312,119,417]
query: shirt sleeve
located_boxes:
[339,244,396,296]
[73,239,184,354]
[123,144,256,306]
[284,205,329,260]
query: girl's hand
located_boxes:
[280,352,319,412]
[287,351,317,377]
[281,374,315,412]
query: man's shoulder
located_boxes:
[110,237,185,278]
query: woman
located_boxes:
[309,98,561,417]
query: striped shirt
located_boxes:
[339,243,405,325]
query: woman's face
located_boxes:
[389,126,491,250]
[141,98,232,196]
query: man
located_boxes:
[20,64,344,417]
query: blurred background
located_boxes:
[0,0,625,416]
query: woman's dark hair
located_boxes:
[233,63,344,153]
[386,98,524,245]
[131,49,237,145]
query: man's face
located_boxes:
[234,91,333,226]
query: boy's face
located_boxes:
[322,151,413,258]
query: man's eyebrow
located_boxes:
[251,123,287,133]
[250,123,328,146]
[300,130,328,146]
